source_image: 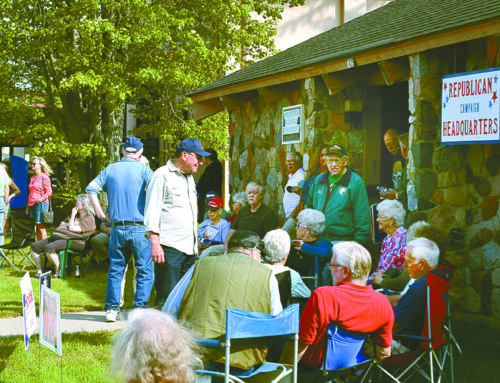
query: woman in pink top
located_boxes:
[25,156,53,241]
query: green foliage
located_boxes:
[0,0,304,180]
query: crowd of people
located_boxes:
[15,131,454,382]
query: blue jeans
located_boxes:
[105,225,154,311]
[0,199,4,247]
[154,246,196,306]
[29,201,49,224]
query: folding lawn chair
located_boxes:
[301,256,319,290]
[42,235,93,279]
[435,263,462,383]
[195,303,299,383]
[0,214,36,272]
[375,270,452,383]
[299,324,375,383]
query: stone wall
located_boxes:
[408,37,500,318]
[228,35,500,318]
[229,77,366,217]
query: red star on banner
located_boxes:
[443,83,447,91]
[492,91,498,103]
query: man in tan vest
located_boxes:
[175,230,282,371]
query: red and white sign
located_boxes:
[20,272,37,350]
[441,67,500,144]
[39,285,62,356]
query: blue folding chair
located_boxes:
[195,303,299,383]
[300,324,374,382]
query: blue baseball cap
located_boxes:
[123,137,143,153]
[177,138,210,157]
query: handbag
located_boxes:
[42,199,54,224]
[41,177,54,224]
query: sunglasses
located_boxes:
[206,206,221,212]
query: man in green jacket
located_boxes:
[306,143,371,245]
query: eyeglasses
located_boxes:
[377,215,388,220]
[206,206,220,212]
[31,162,39,167]
[296,223,308,229]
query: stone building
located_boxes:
[189,0,500,317]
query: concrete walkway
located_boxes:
[0,311,126,337]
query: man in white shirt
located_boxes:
[283,152,305,220]
[144,138,210,307]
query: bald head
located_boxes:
[384,129,400,156]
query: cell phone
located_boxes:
[286,186,294,193]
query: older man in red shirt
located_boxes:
[282,241,394,369]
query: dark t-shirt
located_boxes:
[232,203,279,238]
[393,275,427,348]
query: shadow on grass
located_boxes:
[452,312,500,382]
[0,339,17,374]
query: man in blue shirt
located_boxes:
[393,237,439,351]
[86,137,153,322]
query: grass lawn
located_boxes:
[0,331,116,382]
[2,250,500,382]
[0,257,154,318]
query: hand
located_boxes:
[99,212,110,221]
[71,207,78,216]
[380,188,398,200]
[150,234,164,264]
[25,206,29,215]
[372,272,384,285]
[291,239,303,250]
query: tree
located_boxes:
[0,0,304,188]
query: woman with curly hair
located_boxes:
[110,309,201,383]
[26,156,53,241]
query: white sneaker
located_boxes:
[105,310,118,322]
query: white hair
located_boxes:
[263,229,291,264]
[297,209,325,237]
[332,241,372,280]
[110,309,201,383]
[407,221,431,242]
[246,182,264,195]
[377,199,406,227]
[407,238,439,268]
[232,191,248,206]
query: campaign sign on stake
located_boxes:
[39,271,51,291]
[39,285,62,356]
[20,272,37,350]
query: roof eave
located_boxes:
[190,18,500,104]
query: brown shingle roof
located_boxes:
[191,0,500,96]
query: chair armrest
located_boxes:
[196,339,225,349]
[393,333,430,342]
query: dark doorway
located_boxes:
[380,82,409,189]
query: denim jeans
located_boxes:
[29,201,49,224]
[154,246,196,307]
[0,199,4,247]
[105,225,153,311]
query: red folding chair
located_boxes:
[375,269,452,383]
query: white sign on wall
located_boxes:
[282,104,304,144]
[441,67,500,144]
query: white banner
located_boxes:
[441,67,500,144]
[20,272,37,350]
[39,285,62,356]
